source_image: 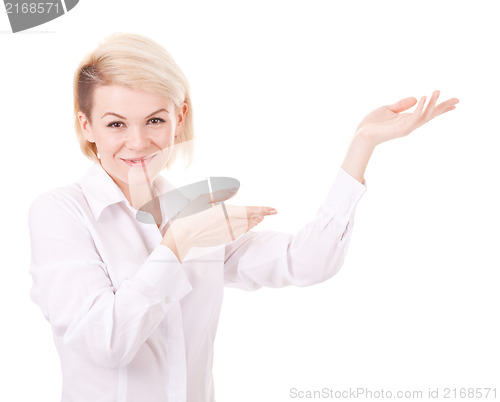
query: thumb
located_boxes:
[387,97,418,113]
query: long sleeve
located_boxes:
[223,167,366,290]
[28,191,192,369]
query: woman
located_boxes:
[28,32,458,402]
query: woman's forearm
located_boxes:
[341,129,375,185]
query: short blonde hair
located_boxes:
[73,32,194,169]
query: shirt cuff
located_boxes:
[318,167,367,223]
[133,244,192,303]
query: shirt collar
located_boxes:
[78,162,174,221]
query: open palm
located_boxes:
[357,90,459,146]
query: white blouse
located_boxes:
[28,162,366,402]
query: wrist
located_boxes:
[354,126,378,151]
[341,130,375,185]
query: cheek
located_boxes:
[95,136,123,155]
[156,126,176,147]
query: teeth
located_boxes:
[123,155,153,163]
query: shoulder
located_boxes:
[28,182,89,225]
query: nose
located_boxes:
[125,125,151,151]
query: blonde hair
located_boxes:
[73,32,194,169]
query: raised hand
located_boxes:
[341,90,459,184]
[356,90,459,147]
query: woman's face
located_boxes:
[78,84,187,200]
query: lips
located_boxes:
[121,154,156,167]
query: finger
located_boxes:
[422,90,440,120]
[387,97,418,113]
[433,98,460,117]
[411,96,427,124]
[247,206,277,218]
[247,216,264,231]
[252,215,265,225]
[242,208,263,228]
[436,105,456,116]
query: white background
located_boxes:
[1,1,499,401]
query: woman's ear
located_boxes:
[78,111,95,143]
[175,102,188,139]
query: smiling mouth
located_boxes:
[121,154,156,166]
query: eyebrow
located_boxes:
[101,108,169,120]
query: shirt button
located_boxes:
[165,297,171,304]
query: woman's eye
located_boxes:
[148,118,165,125]
[107,121,124,128]
[106,118,164,128]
